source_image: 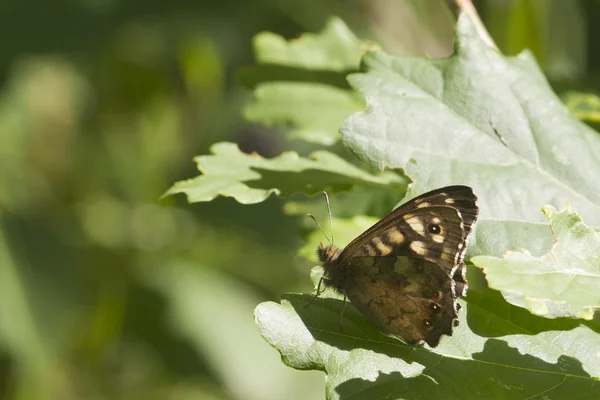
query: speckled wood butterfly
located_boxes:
[316,185,478,347]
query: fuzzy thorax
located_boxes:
[317,243,346,292]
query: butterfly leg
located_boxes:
[304,277,325,309]
[339,293,347,333]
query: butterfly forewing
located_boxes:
[339,206,466,276]
[337,186,477,265]
[414,186,479,297]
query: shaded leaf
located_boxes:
[240,18,373,145]
[284,186,404,221]
[164,142,403,204]
[472,204,600,320]
[297,216,378,262]
[284,186,406,248]
[244,83,364,145]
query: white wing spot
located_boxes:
[405,216,425,235]
[386,228,405,244]
[365,244,377,256]
[372,237,392,256]
[410,241,427,255]
[444,198,455,204]
[417,202,430,208]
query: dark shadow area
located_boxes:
[467,289,600,336]
[124,283,211,379]
[283,290,599,399]
[284,293,452,364]
[244,167,405,199]
[334,339,597,399]
[285,288,598,359]
[0,351,12,399]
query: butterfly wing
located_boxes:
[409,185,478,242]
[344,256,456,347]
[338,186,477,269]
[328,186,478,346]
[409,186,479,296]
[338,205,466,275]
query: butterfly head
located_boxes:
[317,243,345,292]
[317,243,341,263]
[311,192,339,264]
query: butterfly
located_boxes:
[315,185,478,347]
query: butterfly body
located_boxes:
[317,186,478,347]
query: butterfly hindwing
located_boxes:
[344,256,456,347]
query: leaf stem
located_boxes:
[454,0,498,50]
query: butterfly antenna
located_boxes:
[323,191,334,247]
[307,214,332,246]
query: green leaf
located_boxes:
[256,281,600,400]
[472,204,600,320]
[249,17,366,71]
[284,186,406,249]
[164,142,403,204]
[239,17,372,145]
[244,83,364,145]
[341,13,600,261]
[562,91,600,123]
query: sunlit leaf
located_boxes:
[341,14,600,260]
[250,17,366,71]
[165,142,403,204]
[472,204,600,320]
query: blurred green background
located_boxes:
[1,1,599,399]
